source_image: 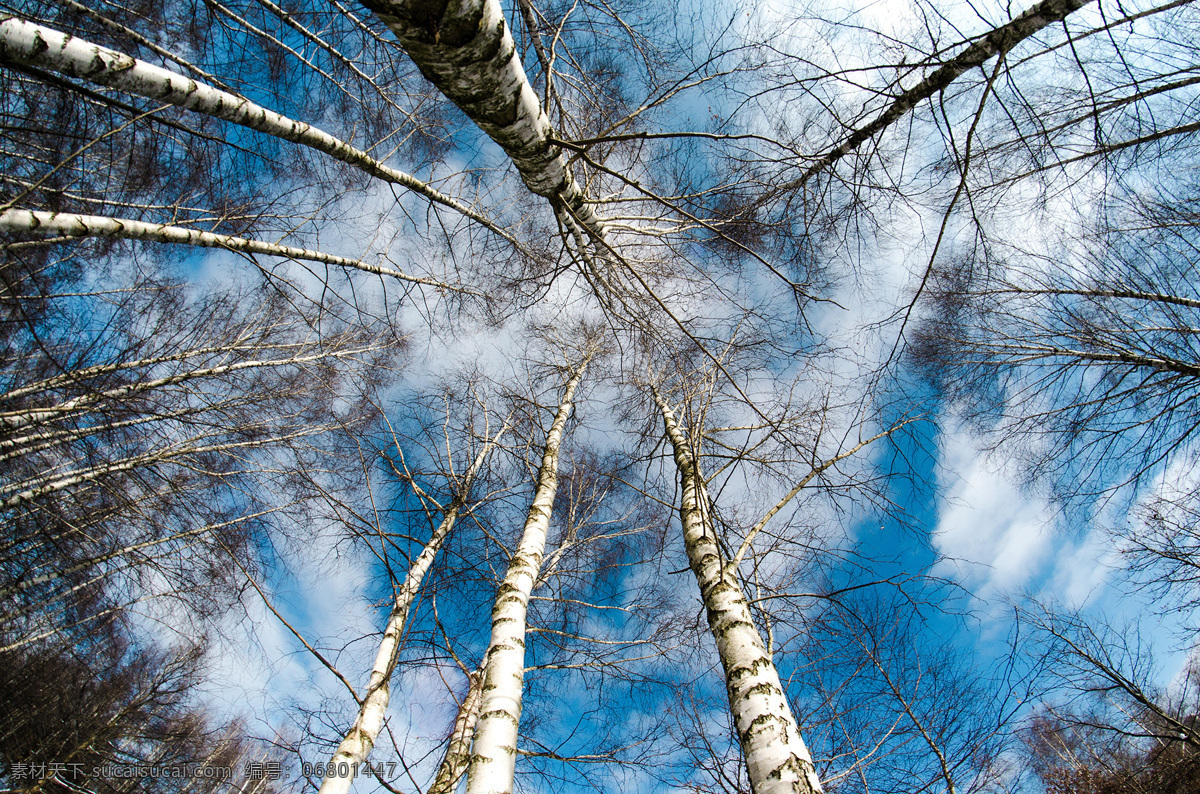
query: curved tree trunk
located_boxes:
[652,388,823,794]
[465,354,591,794]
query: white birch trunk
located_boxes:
[0,209,461,291]
[429,667,485,794]
[787,0,1093,189]
[0,406,202,464]
[319,425,506,794]
[360,0,608,238]
[0,18,510,241]
[1,343,252,405]
[0,430,317,510]
[652,390,823,794]
[465,357,591,794]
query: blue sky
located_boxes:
[5,0,1198,792]
[192,0,1195,785]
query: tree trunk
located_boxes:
[652,389,823,794]
[359,0,607,239]
[0,344,375,431]
[429,666,485,794]
[318,423,507,794]
[0,18,509,240]
[0,209,460,290]
[465,355,591,794]
[1,431,317,511]
[786,0,1094,190]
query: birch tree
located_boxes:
[0,619,289,793]
[651,385,825,794]
[466,350,591,794]
[319,419,508,794]
[1015,605,1200,794]
[428,666,485,794]
[0,268,400,656]
[5,0,1198,791]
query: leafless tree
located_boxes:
[5,1,1196,792]
[0,620,290,794]
[1016,604,1200,794]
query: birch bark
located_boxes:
[0,430,318,511]
[1,343,261,406]
[359,0,608,239]
[319,423,507,794]
[651,389,823,794]
[465,355,591,794]
[0,345,376,431]
[784,0,1094,191]
[0,18,513,243]
[0,209,464,291]
[428,667,485,794]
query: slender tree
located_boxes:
[4,1,1197,792]
[466,349,592,794]
[320,418,508,794]
[652,385,824,794]
[428,665,485,794]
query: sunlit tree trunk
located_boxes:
[783,0,1094,191]
[0,17,511,242]
[652,388,823,794]
[359,0,607,238]
[429,666,485,794]
[319,423,508,794]
[465,354,591,794]
[0,430,316,512]
[0,209,461,290]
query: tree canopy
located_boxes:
[2,0,1200,792]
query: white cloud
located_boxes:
[933,428,1055,600]
[932,422,1122,609]
[931,419,1149,619]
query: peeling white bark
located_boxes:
[429,667,485,794]
[360,0,608,238]
[319,425,507,794]
[0,209,466,291]
[652,390,823,794]
[0,17,511,242]
[466,357,591,794]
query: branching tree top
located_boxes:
[2,0,1198,792]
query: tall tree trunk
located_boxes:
[319,423,507,794]
[785,0,1094,191]
[1,431,317,511]
[465,354,591,794]
[0,344,377,432]
[359,0,607,239]
[428,666,485,794]
[651,388,823,794]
